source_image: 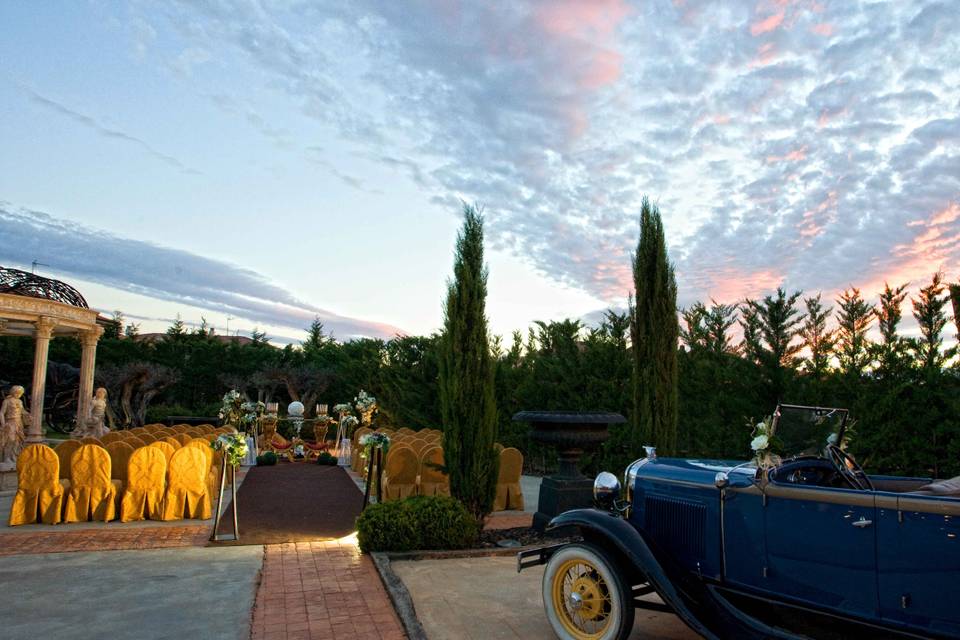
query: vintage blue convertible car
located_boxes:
[518,404,960,639]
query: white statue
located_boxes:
[0,386,29,471]
[73,387,110,439]
[87,387,110,438]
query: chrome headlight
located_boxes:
[593,471,621,509]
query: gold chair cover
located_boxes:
[79,437,102,446]
[150,440,176,463]
[184,439,218,497]
[381,446,418,501]
[8,444,64,525]
[174,433,192,447]
[120,446,167,522]
[136,433,157,444]
[493,447,525,511]
[100,432,123,445]
[162,447,211,521]
[105,441,135,484]
[163,436,182,450]
[63,445,120,523]
[54,440,82,480]
[126,436,148,448]
[419,446,450,497]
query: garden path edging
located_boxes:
[370,552,428,640]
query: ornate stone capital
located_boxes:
[80,326,104,347]
[34,317,56,339]
[0,319,7,334]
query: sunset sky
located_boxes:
[1,1,958,343]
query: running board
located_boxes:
[516,544,566,573]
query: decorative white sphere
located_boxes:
[287,401,305,417]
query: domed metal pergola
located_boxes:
[0,267,104,444]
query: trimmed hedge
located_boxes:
[356,496,478,552]
[256,451,278,466]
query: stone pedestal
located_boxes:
[0,469,18,492]
[513,411,625,532]
[532,476,595,531]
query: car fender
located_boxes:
[547,509,719,639]
[547,509,793,640]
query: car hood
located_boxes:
[634,457,757,488]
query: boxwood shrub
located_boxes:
[316,451,338,466]
[356,496,478,552]
[256,451,278,466]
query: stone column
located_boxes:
[76,326,104,428]
[27,317,55,443]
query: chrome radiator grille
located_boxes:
[644,495,706,559]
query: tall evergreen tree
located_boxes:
[876,282,909,345]
[873,282,910,376]
[739,303,765,365]
[704,301,739,357]
[680,302,708,351]
[835,287,874,377]
[912,272,951,371]
[742,288,803,404]
[166,314,187,338]
[438,204,498,522]
[303,317,328,354]
[799,293,835,379]
[949,283,960,341]
[630,197,679,454]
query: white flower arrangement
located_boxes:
[332,403,353,415]
[748,415,781,470]
[341,415,359,429]
[359,431,390,461]
[355,390,377,414]
[212,432,249,467]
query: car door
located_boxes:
[763,482,878,620]
[877,493,960,637]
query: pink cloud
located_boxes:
[811,23,834,37]
[798,191,837,238]
[765,145,808,163]
[686,265,785,303]
[856,202,960,296]
[751,10,785,36]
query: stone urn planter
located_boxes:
[512,411,625,531]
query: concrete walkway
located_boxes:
[0,546,263,640]
[392,556,697,640]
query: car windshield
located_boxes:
[773,404,848,459]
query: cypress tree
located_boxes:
[630,198,679,454]
[799,293,835,379]
[439,203,498,522]
[836,287,874,377]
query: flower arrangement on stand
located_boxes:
[359,431,390,508]
[210,431,249,543]
[212,432,250,468]
[354,390,377,426]
[749,415,782,472]
[332,403,358,466]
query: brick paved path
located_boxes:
[0,524,211,556]
[250,536,406,640]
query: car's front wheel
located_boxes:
[542,542,635,640]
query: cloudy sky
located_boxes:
[1,1,957,343]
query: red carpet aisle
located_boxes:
[214,463,362,545]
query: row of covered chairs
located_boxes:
[378,442,525,510]
[8,439,218,526]
[349,427,442,471]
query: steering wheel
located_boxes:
[825,444,873,491]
